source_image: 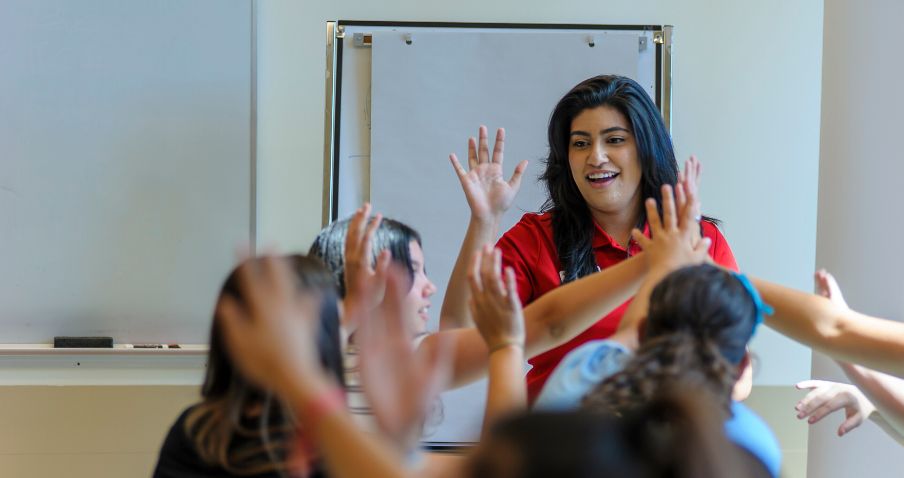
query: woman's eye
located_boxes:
[571,140,589,148]
[607,137,625,144]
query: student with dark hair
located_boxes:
[533,260,781,476]
[484,75,740,402]
[469,389,756,478]
[213,250,764,478]
[153,255,344,478]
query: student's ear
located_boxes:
[732,348,754,401]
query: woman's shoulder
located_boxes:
[506,211,553,233]
[700,219,728,241]
[499,212,553,248]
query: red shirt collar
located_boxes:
[591,220,650,255]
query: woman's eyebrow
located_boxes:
[570,126,631,137]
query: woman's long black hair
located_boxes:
[541,75,715,283]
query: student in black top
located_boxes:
[154,255,344,478]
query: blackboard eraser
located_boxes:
[53,336,114,348]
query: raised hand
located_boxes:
[217,256,328,398]
[358,267,451,451]
[467,245,526,352]
[796,380,875,436]
[676,155,703,245]
[632,184,711,274]
[814,269,849,309]
[343,204,391,332]
[449,126,528,223]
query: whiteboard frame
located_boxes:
[322,20,673,224]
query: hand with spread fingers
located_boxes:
[343,203,391,332]
[631,184,712,276]
[795,380,875,437]
[467,245,526,353]
[449,125,528,223]
[358,267,451,451]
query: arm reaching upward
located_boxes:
[441,126,527,330]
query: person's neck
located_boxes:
[590,202,643,249]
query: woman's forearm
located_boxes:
[440,217,498,330]
[523,254,646,355]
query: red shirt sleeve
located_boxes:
[496,214,541,305]
[702,221,739,272]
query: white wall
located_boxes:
[256,0,823,385]
[809,1,904,476]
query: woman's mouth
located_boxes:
[586,171,619,188]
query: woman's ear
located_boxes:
[731,348,753,401]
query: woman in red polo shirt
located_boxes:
[496,75,739,403]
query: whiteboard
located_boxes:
[325,22,667,443]
[0,0,255,344]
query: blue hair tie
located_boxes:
[730,272,773,334]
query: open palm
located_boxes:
[450,126,528,222]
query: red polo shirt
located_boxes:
[496,212,739,404]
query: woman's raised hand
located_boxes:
[449,126,528,223]
[467,245,526,352]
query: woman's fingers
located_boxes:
[449,154,468,180]
[478,125,490,164]
[492,128,505,164]
[467,136,478,170]
[507,159,528,191]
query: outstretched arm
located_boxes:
[754,279,904,379]
[441,126,527,330]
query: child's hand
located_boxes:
[814,269,849,309]
[796,380,874,436]
[358,267,451,451]
[632,184,711,275]
[217,256,329,398]
[467,245,526,352]
[449,126,528,224]
[343,203,391,331]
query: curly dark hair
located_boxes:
[581,264,759,417]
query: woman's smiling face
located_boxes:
[567,105,642,220]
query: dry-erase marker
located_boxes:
[122,344,181,349]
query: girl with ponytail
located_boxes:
[535,263,782,477]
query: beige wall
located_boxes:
[0,387,197,477]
